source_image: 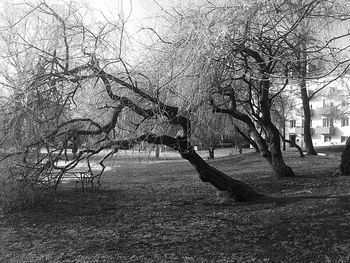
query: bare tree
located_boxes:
[3,1,349,202]
[280,0,350,155]
[166,0,350,177]
[0,2,262,202]
[166,1,300,177]
[0,4,74,154]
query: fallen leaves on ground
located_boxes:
[1,151,350,262]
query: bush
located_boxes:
[0,155,48,212]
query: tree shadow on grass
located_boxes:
[266,194,338,206]
[3,189,129,221]
[265,193,350,208]
[198,193,350,211]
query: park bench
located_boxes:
[38,169,98,190]
[15,163,98,191]
[59,170,95,190]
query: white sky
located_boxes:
[0,0,174,27]
[1,0,349,57]
[87,0,177,29]
[86,0,173,61]
[0,0,176,62]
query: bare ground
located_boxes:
[1,149,350,263]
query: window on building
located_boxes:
[341,117,349,127]
[324,135,332,142]
[341,136,349,143]
[301,119,304,128]
[323,99,333,108]
[323,118,334,127]
[290,120,296,128]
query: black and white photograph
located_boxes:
[1,0,350,262]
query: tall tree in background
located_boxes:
[283,0,350,155]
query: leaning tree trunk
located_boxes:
[258,75,295,178]
[279,132,305,158]
[142,134,263,202]
[180,148,263,202]
[340,137,350,175]
[246,122,295,178]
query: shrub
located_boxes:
[0,155,48,212]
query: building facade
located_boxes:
[287,76,350,147]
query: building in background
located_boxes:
[287,75,350,147]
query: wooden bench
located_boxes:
[60,170,94,190]
[15,163,99,191]
[34,169,95,190]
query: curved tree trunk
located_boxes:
[340,137,350,175]
[279,132,305,158]
[139,134,263,202]
[247,122,295,178]
[104,134,263,202]
[180,148,263,202]
[257,74,295,178]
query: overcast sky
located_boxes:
[86,0,177,52]
[89,0,176,27]
[1,0,349,57]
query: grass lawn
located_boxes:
[1,149,350,263]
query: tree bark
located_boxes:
[105,134,263,201]
[257,73,295,178]
[299,23,317,155]
[266,125,295,177]
[242,121,295,177]
[340,137,350,175]
[301,78,317,155]
[129,134,263,202]
[180,148,263,201]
